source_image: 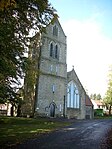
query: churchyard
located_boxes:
[0,116,71,148]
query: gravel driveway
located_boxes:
[13,119,112,149]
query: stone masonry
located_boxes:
[35,19,67,117]
[22,18,93,119]
[67,69,86,119]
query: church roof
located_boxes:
[86,95,93,106]
[67,68,86,94]
[91,100,105,106]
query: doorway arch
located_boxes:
[49,102,56,117]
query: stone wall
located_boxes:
[67,69,86,119]
[35,19,67,117]
[67,108,81,119]
[35,74,67,117]
[86,106,94,119]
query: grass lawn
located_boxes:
[94,115,112,119]
[0,116,71,148]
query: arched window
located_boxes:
[67,81,80,108]
[50,43,53,57]
[53,25,58,36]
[67,85,71,107]
[50,65,53,72]
[52,84,55,93]
[55,45,58,59]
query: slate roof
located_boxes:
[86,95,93,106]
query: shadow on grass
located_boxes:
[0,116,71,148]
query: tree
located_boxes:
[0,0,16,10]
[90,93,102,100]
[96,94,102,100]
[90,94,97,100]
[0,0,57,109]
[104,66,112,115]
[22,33,41,116]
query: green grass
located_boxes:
[94,115,112,119]
[0,116,70,148]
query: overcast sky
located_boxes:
[49,0,112,97]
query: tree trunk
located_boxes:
[17,105,21,117]
[109,105,111,116]
[11,105,14,116]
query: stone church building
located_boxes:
[23,19,93,119]
[67,69,87,119]
[34,19,67,118]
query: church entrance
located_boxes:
[50,103,55,117]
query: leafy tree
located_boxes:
[90,93,102,100]
[0,0,57,111]
[93,94,97,100]
[90,93,97,100]
[104,66,112,115]
[22,33,41,116]
[96,94,102,100]
[0,0,16,10]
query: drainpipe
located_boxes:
[63,95,65,118]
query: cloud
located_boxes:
[62,19,112,96]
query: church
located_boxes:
[23,19,93,119]
[0,18,94,119]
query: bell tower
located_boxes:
[35,19,67,117]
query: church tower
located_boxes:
[35,19,67,117]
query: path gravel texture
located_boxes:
[13,119,112,149]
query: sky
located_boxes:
[49,0,112,97]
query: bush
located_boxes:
[94,109,103,116]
